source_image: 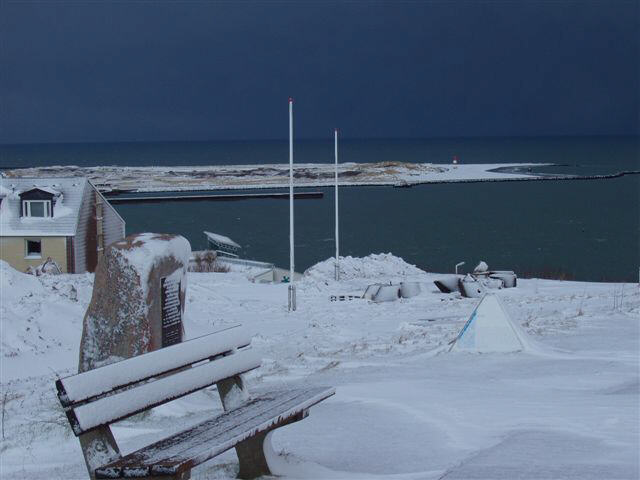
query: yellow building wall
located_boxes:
[0,236,69,273]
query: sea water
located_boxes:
[1,136,638,281]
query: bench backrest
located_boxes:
[56,324,259,436]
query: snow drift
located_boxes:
[303,253,424,284]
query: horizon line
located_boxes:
[1,133,638,148]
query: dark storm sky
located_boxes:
[1,1,638,144]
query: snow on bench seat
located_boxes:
[95,386,335,478]
[68,347,261,435]
[57,325,252,407]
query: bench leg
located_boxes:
[79,427,121,480]
[235,410,308,479]
[235,430,272,479]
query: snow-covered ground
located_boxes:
[1,255,638,479]
[2,162,542,192]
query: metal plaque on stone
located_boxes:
[161,275,182,347]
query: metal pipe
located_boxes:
[288,98,296,311]
[334,128,340,282]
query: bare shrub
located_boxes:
[189,251,230,273]
[213,262,231,273]
[521,268,576,281]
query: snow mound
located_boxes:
[0,259,45,302]
[303,253,424,284]
[0,261,90,370]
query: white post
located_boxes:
[455,261,465,275]
[288,98,296,311]
[334,128,340,282]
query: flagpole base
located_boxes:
[288,284,297,312]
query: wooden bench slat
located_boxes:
[57,325,252,407]
[95,386,335,478]
[69,348,261,436]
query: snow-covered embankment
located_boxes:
[1,256,638,479]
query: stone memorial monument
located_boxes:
[78,232,192,373]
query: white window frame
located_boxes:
[24,238,42,259]
[22,200,51,218]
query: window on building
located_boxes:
[25,239,42,258]
[22,200,51,218]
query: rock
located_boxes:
[78,233,191,373]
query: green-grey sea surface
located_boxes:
[2,136,638,281]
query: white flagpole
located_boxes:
[334,128,340,281]
[288,98,296,311]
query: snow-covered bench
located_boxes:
[55,324,335,479]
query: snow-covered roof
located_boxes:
[0,177,89,237]
[203,231,241,249]
[20,186,61,196]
